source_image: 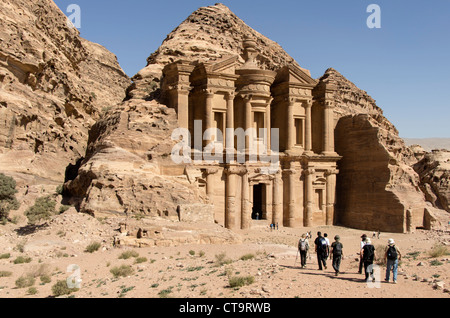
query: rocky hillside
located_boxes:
[320,68,437,231]
[68,3,449,232]
[127,3,308,101]
[0,0,130,186]
[65,98,209,219]
[414,150,450,213]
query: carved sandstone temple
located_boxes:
[161,37,341,230]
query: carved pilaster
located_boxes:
[304,168,315,227]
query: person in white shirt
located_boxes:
[358,234,368,274]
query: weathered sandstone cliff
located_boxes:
[414,150,450,213]
[65,99,210,220]
[0,0,130,186]
[56,3,448,232]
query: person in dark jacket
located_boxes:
[361,238,376,282]
[330,235,344,276]
[314,232,328,270]
[358,234,367,274]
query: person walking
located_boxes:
[298,234,310,268]
[385,238,401,284]
[361,238,376,282]
[330,235,344,276]
[358,234,368,274]
[314,232,328,270]
[324,233,331,259]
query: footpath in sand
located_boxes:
[0,213,449,298]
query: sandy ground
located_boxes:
[0,209,449,300]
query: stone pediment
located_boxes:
[274,64,318,88]
[193,55,240,77]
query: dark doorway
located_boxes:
[252,184,264,220]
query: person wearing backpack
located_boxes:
[361,238,376,282]
[298,234,310,268]
[330,235,344,276]
[314,232,329,270]
[385,238,401,284]
[358,234,368,274]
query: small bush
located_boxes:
[158,287,173,298]
[27,287,38,295]
[189,250,195,256]
[14,256,32,264]
[24,196,56,225]
[58,205,71,214]
[51,280,78,297]
[0,173,20,220]
[0,253,10,259]
[430,259,443,266]
[406,251,421,260]
[40,275,51,284]
[240,253,255,261]
[110,265,134,278]
[214,253,233,267]
[85,242,101,253]
[428,244,449,258]
[118,250,139,260]
[15,275,35,289]
[228,275,255,288]
[0,271,12,277]
[135,257,147,264]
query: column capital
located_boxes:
[325,168,339,176]
[225,91,236,101]
[282,168,296,176]
[239,93,253,102]
[323,99,335,109]
[203,88,215,98]
[205,168,219,175]
[225,166,247,176]
[303,99,313,108]
[304,168,316,176]
[286,97,296,106]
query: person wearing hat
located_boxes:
[385,238,401,284]
[330,235,344,276]
[298,234,310,268]
[358,234,368,274]
[361,238,376,282]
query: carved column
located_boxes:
[205,90,215,146]
[225,167,238,230]
[283,165,297,228]
[225,92,235,153]
[286,99,295,152]
[241,169,251,230]
[304,100,313,154]
[304,168,315,227]
[272,169,283,228]
[265,98,273,154]
[244,96,252,153]
[325,169,337,226]
[205,168,219,204]
[323,100,335,155]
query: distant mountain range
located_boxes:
[403,138,450,152]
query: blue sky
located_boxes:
[53,0,450,139]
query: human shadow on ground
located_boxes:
[281,264,367,283]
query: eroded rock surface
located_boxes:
[0,0,130,184]
[414,150,450,212]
